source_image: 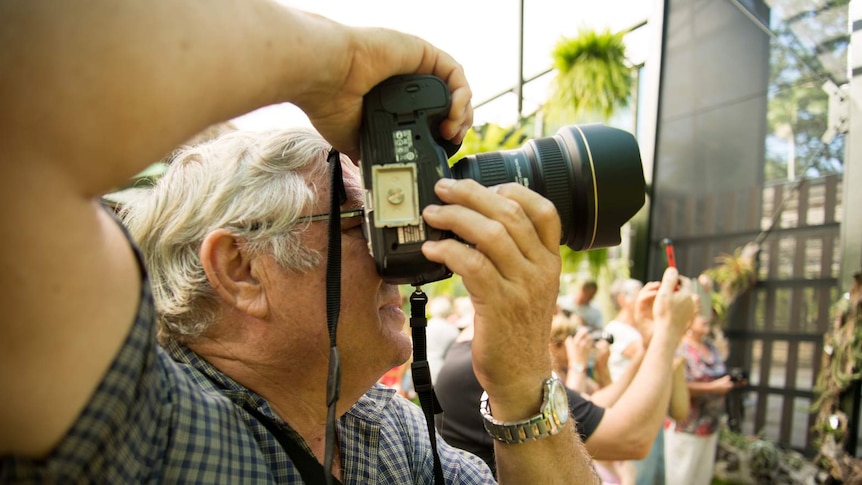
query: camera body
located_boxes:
[729,367,749,384]
[589,329,614,345]
[359,74,646,286]
[359,75,460,285]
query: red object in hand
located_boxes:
[661,238,681,291]
[662,238,676,268]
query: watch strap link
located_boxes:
[481,406,563,443]
[479,377,567,444]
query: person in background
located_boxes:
[435,272,697,478]
[571,279,605,332]
[0,2,599,483]
[426,295,460,384]
[663,313,740,485]
[549,313,610,395]
[604,278,646,382]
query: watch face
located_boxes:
[550,380,569,424]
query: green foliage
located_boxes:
[560,246,607,277]
[703,244,759,325]
[448,123,526,163]
[715,427,824,484]
[763,13,846,181]
[544,28,632,123]
[129,162,168,187]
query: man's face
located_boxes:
[267,158,411,388]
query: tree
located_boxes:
[764,7,847,182]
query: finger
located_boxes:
[641,281,661,294]
[424,179,560,276]
[657,266,680,296]
[421,236,500,291]
[492,183,561,253]
[441,84,473,143]
[427,178,559,260]
[676,274,693,293]
[421,202,529,280]
[636,281,662,307]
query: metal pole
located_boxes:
[841,0,862,293]
[517,0,525,119]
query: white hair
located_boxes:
[609,278,643,311]
[121,128,333,343]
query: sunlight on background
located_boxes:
[232,0,652,131]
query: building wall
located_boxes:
[647,0,770,281]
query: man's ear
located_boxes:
[200,229,267,318]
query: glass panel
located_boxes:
[773,289,791,331]
[769,340,788,388]
[804,238,822,279]
[750,339,763,386]
[791,397,812,449]
[754,290,767,331]
[795,341,816,389]
[761,0,848,183]
[777,238,796,279]
[764,394,784,442]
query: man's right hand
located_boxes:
[292,15,473,162]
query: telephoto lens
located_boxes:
[451,124,645,251]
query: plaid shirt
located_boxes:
[1,269,494,484]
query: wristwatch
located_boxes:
[480,377,569,444]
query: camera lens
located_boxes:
[589,329,614,345]
[450,124,645,250]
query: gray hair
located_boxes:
[609,278,643,311]
[121,128,333,343]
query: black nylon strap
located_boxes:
[244,405,344,485]
[324,148,346,485]
[409,288,445,485]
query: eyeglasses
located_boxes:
[296,208,365,224]
[297,208,369,242]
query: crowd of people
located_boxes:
[395,273,743,485]
[1,1,742,483]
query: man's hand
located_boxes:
[420,179,561,409]
[295,19,473,162]
[421,177,597,484]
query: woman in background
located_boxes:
[664,314,738,485]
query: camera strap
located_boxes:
[409,288,446,485]
[323,148,347,485]
[243,404,345,485]
[322,150,444,485]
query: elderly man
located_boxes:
[0,1,598,482]
[119,126,590,483]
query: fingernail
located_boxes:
[436,178,456,190]
[423,204,439,215]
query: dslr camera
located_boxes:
[590,329,614,345]
[359,75,646,285]
[729,367,749,384]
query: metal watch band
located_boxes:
[479,377,568,444]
